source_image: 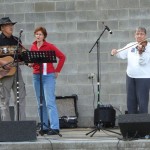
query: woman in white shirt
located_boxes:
[111,27,150,114]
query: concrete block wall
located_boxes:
[1,0,150,127]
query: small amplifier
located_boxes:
[94,105,116,128]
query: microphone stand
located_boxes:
[89,27,107,108]
[86,27,120,137]
[13,31,23,121]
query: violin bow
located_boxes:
[116,37,150,53]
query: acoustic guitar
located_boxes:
[0,56,16,79]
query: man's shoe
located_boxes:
[47,129,59,135]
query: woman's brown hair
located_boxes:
[34,26,47,39]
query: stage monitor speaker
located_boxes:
[94,105,116,128]
[0,121,37,142]
[118,114,150,139]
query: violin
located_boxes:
[136,40,147,54]
[111,38,150,56]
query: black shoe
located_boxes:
[47,129,59,135]
[39,129,49,135]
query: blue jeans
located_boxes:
[33,73,59,130]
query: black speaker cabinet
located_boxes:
[56,95,78,128]
[0,121,37,142]
[118,114,150,139]
[94,105,116,128]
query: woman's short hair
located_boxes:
[34,26,47,38]
[136,27,147,34]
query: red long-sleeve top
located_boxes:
[30,40,66,74]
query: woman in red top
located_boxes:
[29,26,66,135]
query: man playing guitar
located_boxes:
[0,17,26,121]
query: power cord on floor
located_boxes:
[43,135,54,150]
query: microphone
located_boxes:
[19,29,23,35]
[102,22,112,34]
